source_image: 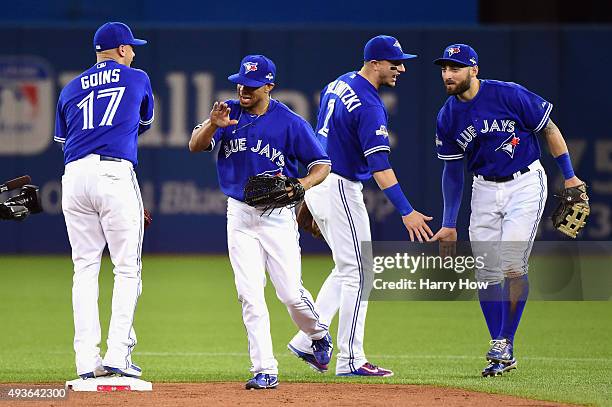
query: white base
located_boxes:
[66,376,152,391]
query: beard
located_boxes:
[446,76,471,95]
[381,80,396,88]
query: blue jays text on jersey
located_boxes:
[435,80,552,177]
[203,99,330,201]
[55,60,154,166]
[316,72,391,181]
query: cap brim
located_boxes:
[399,53,418,60]
[228,74,267,87]
[130,38,147,46]
[433,57,470,66]
[367,53,418,61]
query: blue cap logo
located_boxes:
[229,55,276,87]
[434,44,478,67]
[243,62,258,73]
[446,47,461,57]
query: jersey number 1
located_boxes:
[77,87,126,130]
[317,99,336,138]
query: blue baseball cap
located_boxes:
[93,22,147,52]
[434,44,478,67]
[364,35,417,61]
[228,55,276,88]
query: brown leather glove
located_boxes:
[552,183,589,238]
[296,202,323,240]
[144,208,152,229]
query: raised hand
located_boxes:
[210,101,239,128]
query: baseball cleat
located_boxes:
[79,365,111,379]
[245,373,279,390]
[502,358,518,373]
[482,358,518,377]
[336,362,394,377]
[311,333,333,366]
[103,363,142,378]
[486,338,514,364]
[287,343,328,372]
[482,361,504,377]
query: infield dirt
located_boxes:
[7,382,577,406]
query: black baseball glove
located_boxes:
[243,175,305,212]
[552,183,590,238]
[0,203,29,221]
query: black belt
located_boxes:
[478,167,530,183]
[99,155,122,162]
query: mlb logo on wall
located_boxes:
[0,57,54,155]
[243,62,258,73]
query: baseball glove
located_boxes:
[243,174,305,211]
[144,208,152,229]
[552,183,590,238]
[297,202,323,239]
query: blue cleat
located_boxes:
[245,373,278,390]
[288,343,328,373]
[103,363,142,378]
[311,333,333,366]
[482,361,504,377]
[336,362,394,377]
[486,338,514,364]
[482,359,518,377]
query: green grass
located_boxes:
[0,255,610,405]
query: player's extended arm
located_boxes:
[189,102,238,152]
[539,119,583,188]
[430,160,464,243]
[299,163,330,190]
[372,168,434,242]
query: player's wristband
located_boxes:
[555,153,575,180]
[383,183,413,216]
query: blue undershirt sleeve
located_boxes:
[442,160,464,228]
[366,150,392,173]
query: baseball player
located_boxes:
[189,55,333,390]
[288,35,433,377]
[429,44,585,377]
[55,22,154,379]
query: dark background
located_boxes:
[1,0,610,254]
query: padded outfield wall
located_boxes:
[0,26,610,253]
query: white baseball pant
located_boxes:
[470,160,548,282]
[227,197,328,375]
[289,172,370,374]
[62,154,143,376]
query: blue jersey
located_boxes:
[55,60,154,166]
[316,72,390,181]
[205,99,330,201]
[435,79,552,177]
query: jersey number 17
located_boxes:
[77,87,126,130]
